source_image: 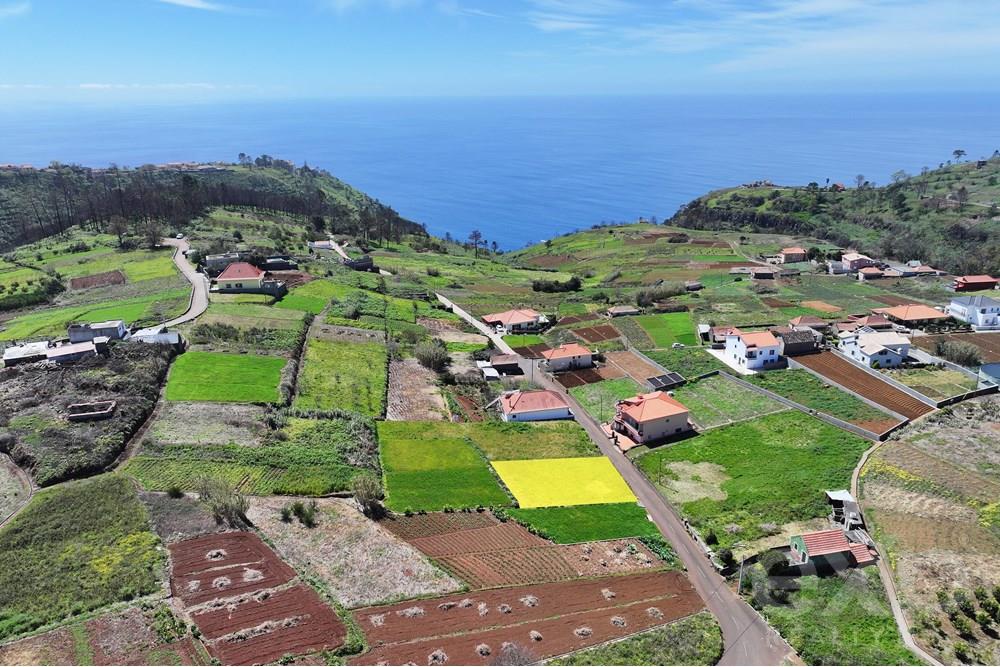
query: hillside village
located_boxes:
[0,159,999,666]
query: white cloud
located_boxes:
[0,2,30,19]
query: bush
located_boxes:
[532,276,581,293]
[166,485,185,499]
[290,500,318,528]
[635,282,684,307]
[414,339,450,372]
[759,549,788,575]
[935,340,983,367]
[196,476,249,528]
[352,472,385,519]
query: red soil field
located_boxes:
[801,300,842,313]
[604,350,663,383]
[269,270,314,290]
[794,351,934,420]
[410,522,549,557]
[69,269,126,290]
[378,512,499,540]
[169,532,296,605]
[555,365,627,389]
[350,571,702,665]
[912,331,1000,364]
[761,297,795,308]
[437,548,579,588]
[573,325,621,343]
[522,254,575,268]
[513,344,552,359]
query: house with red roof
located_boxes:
[725,330,782,370]
[790,529,876,568]
[953,274,998,292]
[611,391,692,444]
[481,308,548,334]
[873,304,950,327]
[541,343,592,372]
[857,266,884,281]
[497,390,572,422]
[777,246,808,263]
[214,262,287,296]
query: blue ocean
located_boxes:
[1,93,998,248]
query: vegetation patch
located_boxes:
[568,377,643,422]
[467,421,596,460]
[747,369,894,425]
[165,351,284,403]
[672,374,787,429]
[507,502,659,544]
[0,475,163,642]
[293,338,387,416]
[881,366,979,400]
[645,347,728,378]
[492,457,636,509]
[631,312,697,348]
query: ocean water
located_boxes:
[1,93,998,248]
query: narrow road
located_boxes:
[161,237,209,328]
[435,293,515,355]
[521,357,795,665]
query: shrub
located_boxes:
[290,500,318,528]
[166,485,185,499]
[935,340,983,367]
[635,282,684,307]
[414,339,450,372]
[352,472,385,519]
[532,276,581,293]
[196,476,250,529]
[759,549,788,575]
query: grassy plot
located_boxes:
[275,279,344,314]
[0,289,189,341]
[125,416,379,496]
[492,457,636,509]
[631,312,697,348]
[507,502,658,544]
[645,347,727,378]
[0,475,163,642]
[880,366,979,400]
[636,411,869,547]
[746,369,894,425]
[199,302,307,330]
[38,248,177,282]
[165,351,284,403]
[468,421,596,460]
[293,338,387,416]
[569,377,643,423]
[672,375,787,430]
[379,422,511,511]
[502,334,546,347]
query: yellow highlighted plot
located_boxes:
[491,457,636,509]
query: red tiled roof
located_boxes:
[217,262,264,281]
[618,391,689,423]
[859,266,883,274]
[542,343,592,360]
[482,308,541,326]
[500,390,569,415]
[956,274,996,283]
[800,529,851,557]
[875,304,948,322]
[739,331,780,348]
[789,315,825,327]
[849,543,876,564]
[781,247,807,254]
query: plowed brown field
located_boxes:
[378,512,499,540]
[573,325,621,343]
[554,365,626,389]
[438,548,579,588]
[794,351,934,420]
[69,269,126,290]
[604,350,663,383]
[410,522,549,557]
[912,332,1000,364]
[513,344,551,359]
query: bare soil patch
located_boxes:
[801,299,841,313]
[141,491,227,544]
[912,331,1000,364]
[573,325,621,344]
[556,313,601,326]
[268,270,313,290]
[87,607,202,666]
[69,269,126,290]
[513,344,551,359]
[149,402,269,447]
[0,627,76,665]
[386,358,446,421]
[878,442,1000,503]
[249,497,461,608]
[554,365,627,389]
[604,350,662,383]
[761,297,794,308]
[438,548,579,588]
[871,295,915,307]
[561,539,660,577]
[410,522,549,557]
[309,322,386,344]
[655,461,729,504]
[378,511,499,540]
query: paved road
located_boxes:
[521,358,795,665]
[435,293,515,355]
[162,237,209,328]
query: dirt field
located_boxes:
[249,497,462,608]
[386,358,447,421]
[871,295,917,307]
[556,313,601,326]
[268,270,313,290]
[573,325,621,344]
[141,491,227,544]
[794,351,934,420]
[68,269,126,290]
[554,365,627,389]
[604,350,663,383]
[350,571,702,665]
[513,344,551,359]
[379,512,500,540]
[912,331,1000,364]
[149,402,269,447]
[409,522,549,556]
[761,297,794,308]
[800,299,842,313]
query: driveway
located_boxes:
[435,293,515,355]
[161,237,209,328]
[522,357,795,665]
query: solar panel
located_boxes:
[647,372,685,390]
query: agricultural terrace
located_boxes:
[569,377,643,423]
[492,457,636,509]
[911,331,1000,365]
[30,245,177,283]
[379,422,511,511]
[749,568,915,665]
[746,369,899,431]
[672,374,787,430]
[149,403,269,447]
[644,347,727,379]
[276,279,344,314]
[198,302,307,331]
[0,289,189,341]
[0,475,163,642]
[860,398,1000,663]
[880,366,979,401]
[294,338,388,416]
[636,411,870,548]
[125,414,380,496]
[188,302,309,352]
[630,312,697,348]
[465,421,596,460]
[508,502,659,544]
[165,351,285,403]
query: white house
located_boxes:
[777,246,808,263]
[68,320,127,343]
[841,252,877,271]
[216,262,265,291]
[838,328,911,368]
[725,330,782,370]
[498,390,573,422]
[947,295,1000,330]
[541,343,593,372]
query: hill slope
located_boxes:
[670,158,1000,275]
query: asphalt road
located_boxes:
[162,237,209,328]
[523,358,795,666]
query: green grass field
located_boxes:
[379,422,511,511]
[636,411,870,547]
[502,334,546,347]
[125,417,378,495]
[568,377,643,422]
[746,369,895,425]
[508,502,659,543]
[38,248,177,282]
[645,347,728,378]
[293,338,387,416]
[631,312,697,348]
[492,457,636,509]
[881,366,979,400]
[0,475,162,642]
[672,375,787,429]
[0,289,189,341]
[275,279,344,314]
[165,351,285,403]
[200,302,307,330]
[467,421,596,460]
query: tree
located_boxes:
[890,169,910,184]
[955,185,969,209]
[854,174,865,189]
[108,215,128,247]
[953,148,967,162]
[468,229,483,258]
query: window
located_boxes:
[675,427,682,433]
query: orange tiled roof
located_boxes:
[618,391,689,423]
[800,529,851,557]
[482,308,541,326]
[542,343,592,360]
[739,331,780,348]
[217,262,264,280]
[500,390,569,415]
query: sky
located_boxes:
[1,0,999,104]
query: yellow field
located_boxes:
[491,457,636,508]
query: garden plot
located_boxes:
[149,402,269,447]
[378,511,501,540]
[881,366,980,400]
[555,365,627,389]
[631,313,697,348]
[508,503,659,544]
[350,571,703,666]
[636,411,870,548]
[249,496,462,608]
[492,457,636,509]
[294,338,387,416]
[165,351,285,404]
[603,350,664,384]
[911,331,1000,364]
[141,491,228,544]
[573,324,621,344]
[386,358,446,421]
[800,299,842,313]
[672,375,787,430]
[568,377,643,422]
[645,348,727,379]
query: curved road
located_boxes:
[161,237,209,327]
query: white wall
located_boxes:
[503,407,573,422]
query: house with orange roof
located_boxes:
[540,343,592,372]
[788,315,830,332]
[777,246,808,263]
[873,304,950,327]
[790,529,876,568]
[497,390,572,422]
[481,308,548,334]
[857,266,884,281]
[953,274,998,292]
[725,330,782,370]
[214,262,287,296]
[611,391,692,444]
